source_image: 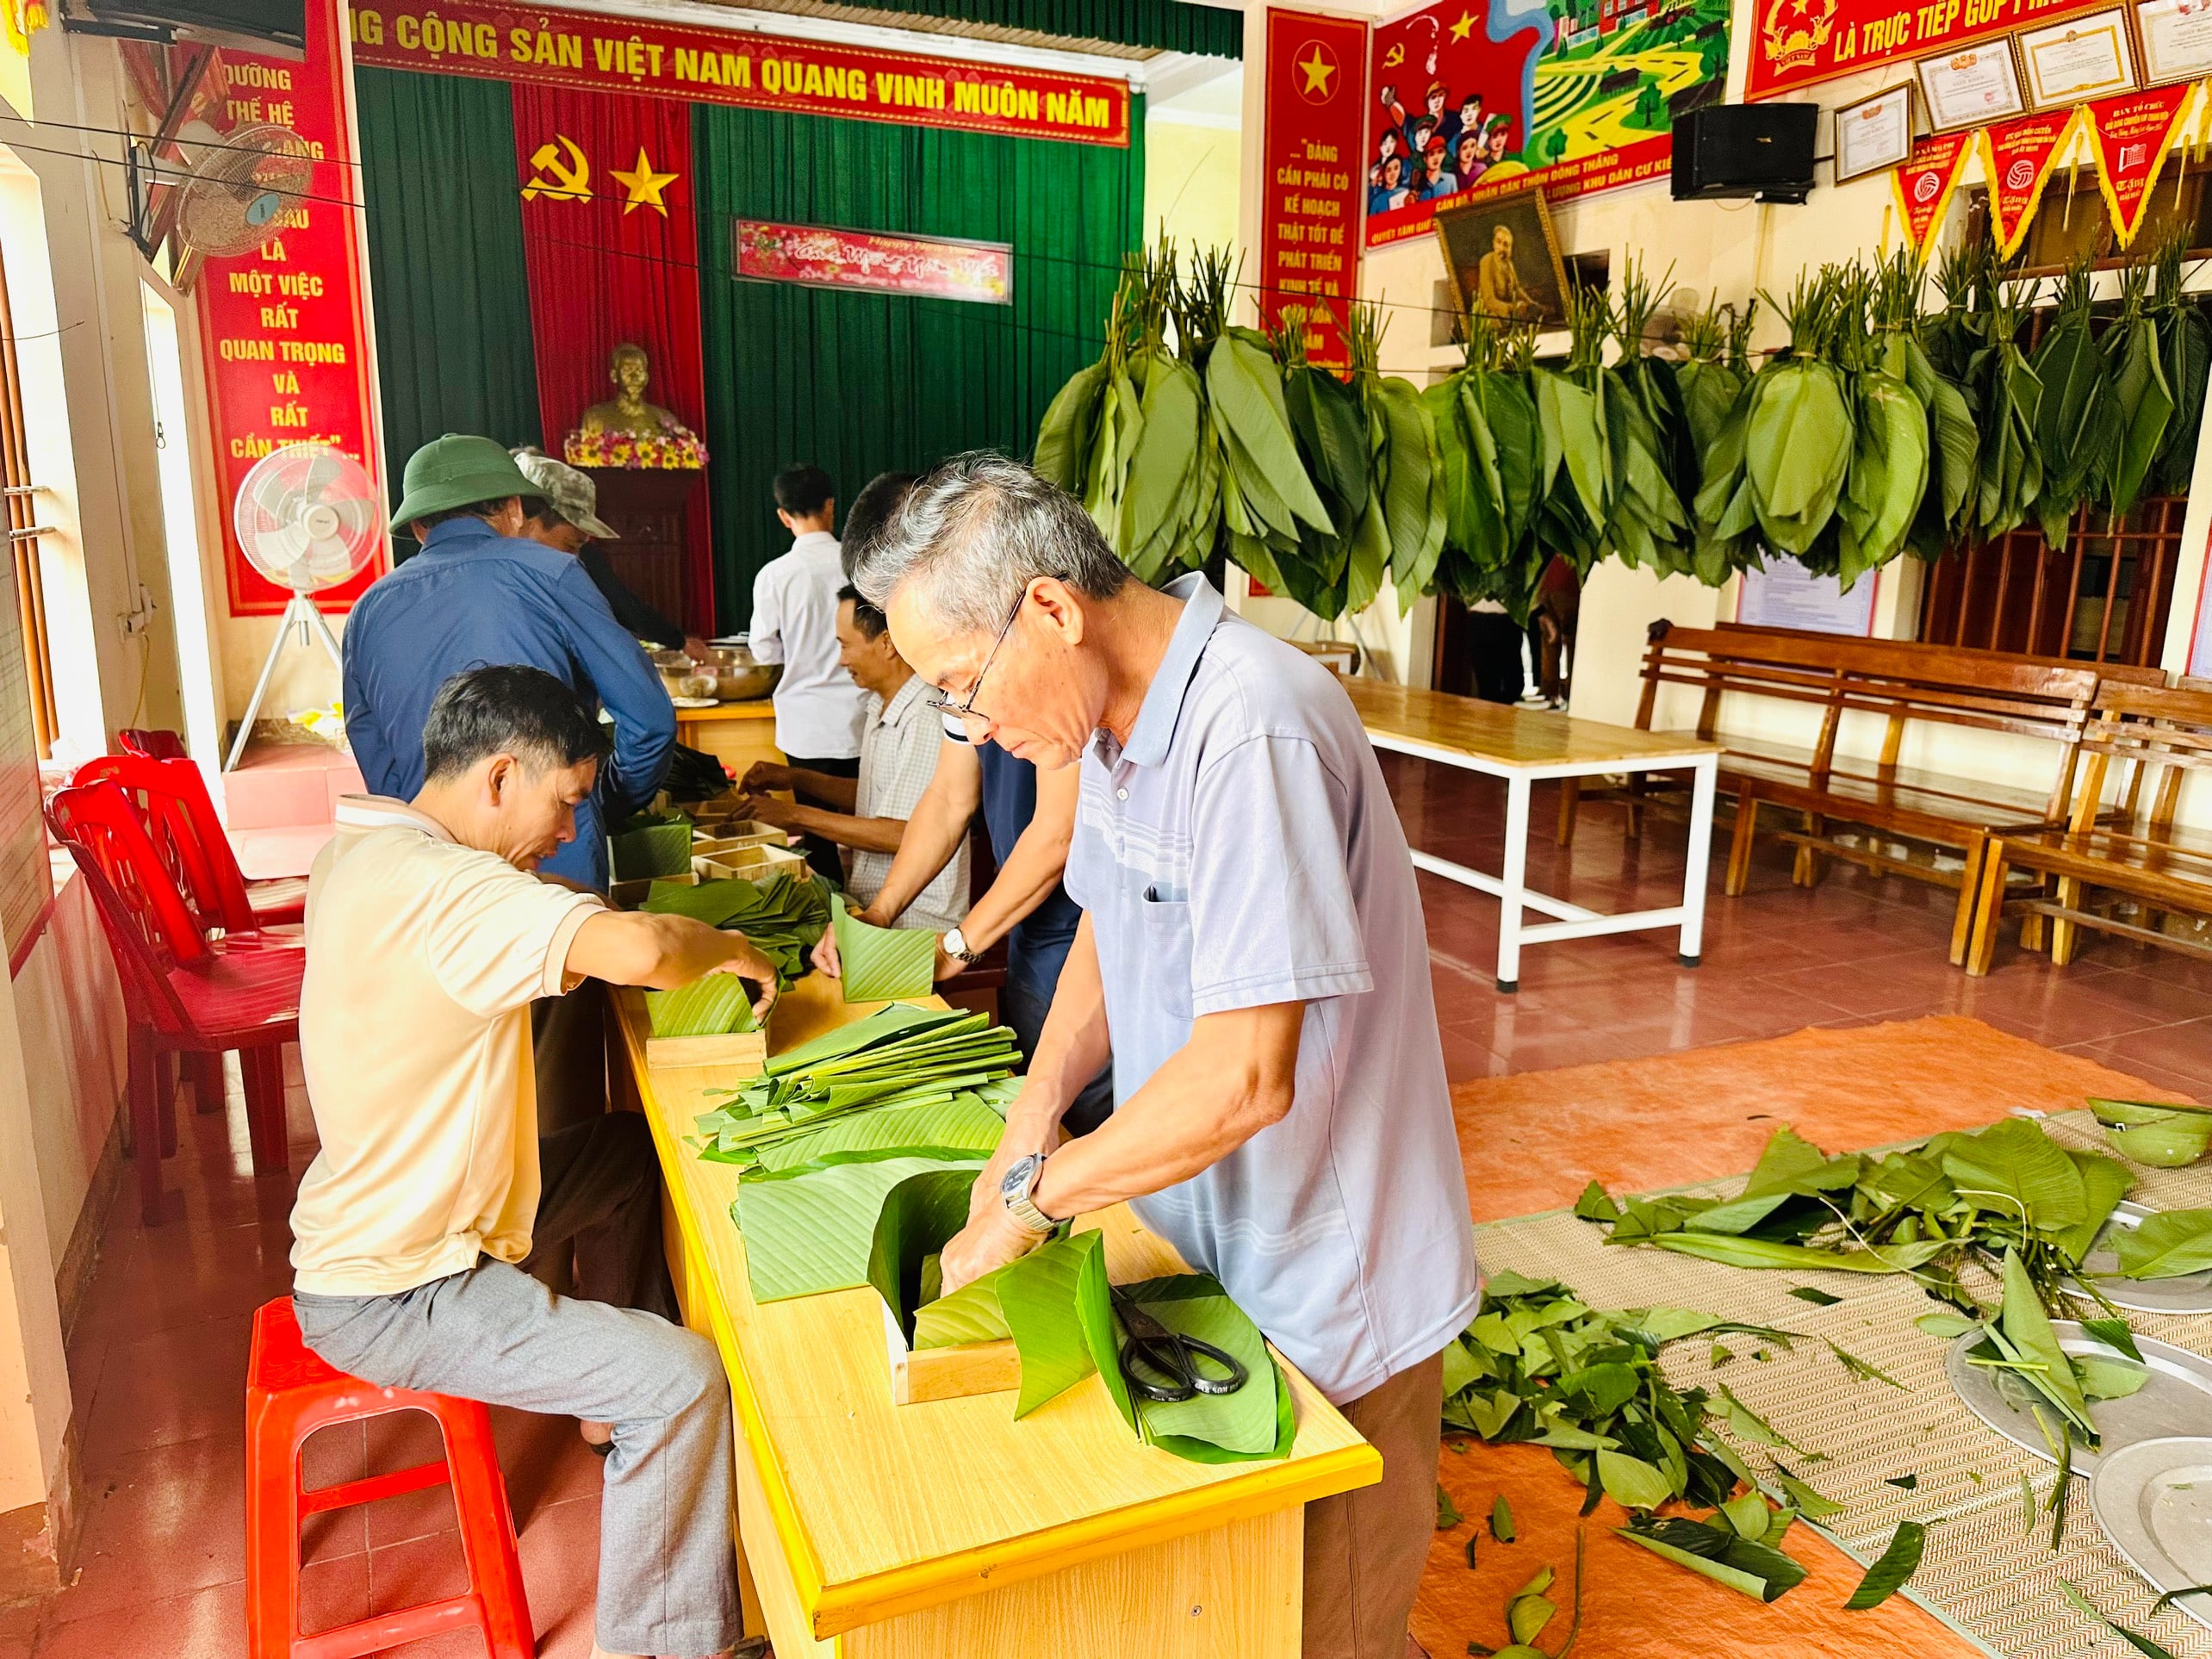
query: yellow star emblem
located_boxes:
[1297,44,1337,97]
[1449,9,1477,40]
[608,146,680,217]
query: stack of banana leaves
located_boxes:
[2025,257,2114,547]
[1350,304,1448,615]
[1267,315,1386,619]
[2102,258,2176,521]
[2148,232,2210,496]
[1680,298,1763,584]
[1868,252,1979,565]
[1599,261,1696,580]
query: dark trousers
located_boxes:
[1465,610,1527,705]
[523,1111,680,1325]
[785,752,861,881]
[1005,936,1115,1138]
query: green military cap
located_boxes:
[392,433,536,525]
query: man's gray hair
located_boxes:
[850,451,1129,633]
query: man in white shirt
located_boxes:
[750,464,870,879]
[737,587,966,932]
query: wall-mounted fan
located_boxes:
[226,442,383,770]
[172,122,314,261]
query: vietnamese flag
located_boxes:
[2088,83,2198,249]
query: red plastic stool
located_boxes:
[245,1299,534,1659]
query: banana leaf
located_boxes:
[608,815,695,882]
[1209,334,1332,534]
[2106,314,2175,517]
[734,1150,987,1302]
[645,976,758,1039]
[1034,358,1107,492]
[831,897,938,1003]
[867,1166,980,1338]
[752,1092,1008,1173]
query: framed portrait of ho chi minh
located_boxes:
[1433,185,1571,332]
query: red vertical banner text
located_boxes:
[1258,9,1369,371]
[196,0,382,616]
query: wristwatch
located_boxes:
[999,1153,1056,1233]
[942,925,985,964]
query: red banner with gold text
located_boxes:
[195,0,382,617]
[1748,0,2108,99]
[1982,109,2080,258]
[2090,84,2198,248]
[1257,8,1369,371]
[1892,132,1972,259]
[351,0,1128,146]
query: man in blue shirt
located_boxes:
[345,435,674,892]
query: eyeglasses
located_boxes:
[925,585,1027,727]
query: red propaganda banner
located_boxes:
[1258,8,1370,370]
[1982,109,2080,258]
[2090,84,2198,247]
[196,0,382,617]
[735,221,1013,304]
[351,0,1128,146]
[1364,0,1730,250]
[1749,0,2108,99]
[1892,131,1972,258]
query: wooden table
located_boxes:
[674,698,781,782]
[612,974,1380,1658]
[1343,679,1721,991]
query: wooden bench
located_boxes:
[1558,623,2158,960]
[1967,681,2212,973]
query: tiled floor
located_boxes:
[9,756,2209,1657]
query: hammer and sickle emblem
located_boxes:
[522,134,591,203]
[1383,42,1405,67]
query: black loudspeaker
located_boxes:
[1670,104,1818,204]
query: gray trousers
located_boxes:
[294,1122,736,1656]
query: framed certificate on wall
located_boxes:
[1917,40,2028,130]
[1835,82,1916,180]
[2135,0,2212,85]
[2019,9,2139,105]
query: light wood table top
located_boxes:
[618,973,1378,1640]
[674,698,777,722]
[1343,677,1720,771]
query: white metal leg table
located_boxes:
[1343,680,1722,992]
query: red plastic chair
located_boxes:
[47,781,300,1221]
[110,734,309,929]
[246,1299,532,1659]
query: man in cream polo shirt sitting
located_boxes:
[290,665,775,1659]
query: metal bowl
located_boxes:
[705,645,779,701]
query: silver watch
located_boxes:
[942,925,984,964]
[999,1153,1055,1233]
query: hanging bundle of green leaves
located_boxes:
[1828,263,1931,592]
[1599,261,1695,579]
[2102,257,2176,519]
[1685,300,1766,585]
[1424,310,1545,620]
[1967,270,2045,541]
[1347,302,1449,614]
[1529,283,1615,582]
[1743,270,1857,562]
[1033,245,1220,582]
[1869,251,1979,563]
[2024,256,2115,547]
[2147,231,2211,497]
[1268,317,1380,619]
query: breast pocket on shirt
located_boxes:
[1131,879,1195,1024]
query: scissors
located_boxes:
[1110,1287,1249,1403]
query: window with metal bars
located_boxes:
[0,234,57,760]
[1917,498,2183,667]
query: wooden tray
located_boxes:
[695,845,808,881]
[881,1298,1021,1405]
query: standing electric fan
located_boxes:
[225,442,384,769]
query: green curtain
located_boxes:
[693,101,1143,626]
[845,0,1240,55]
[355,68,542,532]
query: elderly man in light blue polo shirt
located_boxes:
[850,452,1481,1659]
